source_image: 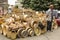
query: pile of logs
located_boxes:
[0,9,58,39]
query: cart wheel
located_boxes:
[21,30,28,37]
[17,28,28,38]
[34,27,41,36]
[26,27,34,36]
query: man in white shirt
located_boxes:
[0,7,3,15]
[46,4,58,31]
[8,5,13,13]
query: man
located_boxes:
[8,5,13,13]
[0,7,3,15]
[46,4,58,31]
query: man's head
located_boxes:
[49,4,54,10]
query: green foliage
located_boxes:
[21,0,31,8]
[21,0,60,11]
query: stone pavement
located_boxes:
[0,27,60,40]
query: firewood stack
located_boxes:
[0,9,58,39]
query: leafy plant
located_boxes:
[21,0,60,11]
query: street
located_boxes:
[0,27,60,40]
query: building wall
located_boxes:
[0,0,8,9]
[0,0,8,14]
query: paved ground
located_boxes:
[0,27,60,40]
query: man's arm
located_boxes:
[46,10,49,17]
[53,10,58,19]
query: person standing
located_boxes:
[46,4,58,31]
[8,5,13,13]
[0,7,3,15]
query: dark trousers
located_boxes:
[47,21,52,31]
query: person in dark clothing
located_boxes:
[47,21,52,31]
[46,4,58,31]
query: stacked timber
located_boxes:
[0,8,58,39]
